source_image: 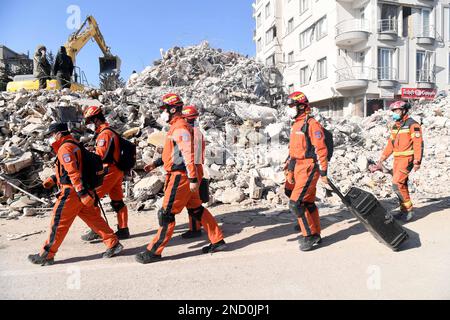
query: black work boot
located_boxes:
[81,229,101,242]
[102,242,124,258]
[181,230,202,239]
[202,239,227,254]
[115,227,130,240]
[28,254,54,266]
[135,250,162,264]
[299,234,322,252]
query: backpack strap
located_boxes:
[98,127,119,165]
[301,115,317,161]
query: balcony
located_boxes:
[335,19,370,47]
[378,67,398,88]
[416,69,436,88]
[416,26,436,45]
[378,18,398,41]
[335,66,372,90]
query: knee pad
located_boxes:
[158,208,175,227]
[304,202,317,214]
[289,201,305,218]
[110,200,126,213]
[187,206,204,222]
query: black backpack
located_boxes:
[100,127,137,173]
[61,141,105,190]
[302,116,334,161]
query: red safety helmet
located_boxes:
[287,91,309,107]
[182,105,200,120]
[83,105,102,119]
[390,100,411,111]
[160,93,184,110]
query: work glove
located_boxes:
[286,171,295,185]
[320,176,330,185]
[42,176,56,189]
[78,190,95,208]
[144,162,156,173]
[80,194,95,208]
[413,162,421,172]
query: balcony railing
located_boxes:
[378,18,397,33]
[335,19,370,37]
[378,67,398,81]
[416,25,436,38]
[336,66,373,82]
[416,69,436,83]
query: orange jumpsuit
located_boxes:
[188,126,206,232]
[287,113,328,237]
[146,116,224,256]
[40,135,118,260]
[381,115,423,212]
[93,123,128,229]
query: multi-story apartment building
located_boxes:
[253,0,450,117]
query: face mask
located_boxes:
[160,111,170,123]
[286,107,298,119]
[87,123,96,132]
[392,113,402,121]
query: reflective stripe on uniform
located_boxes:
[393,150,414,157]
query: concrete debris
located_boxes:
[0,42,449,215]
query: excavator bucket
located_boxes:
[99,56,121,74]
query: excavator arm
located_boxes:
[65,15,120,74]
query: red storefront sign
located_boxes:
[401,88,436,100]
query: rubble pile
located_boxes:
[1,42,449,218]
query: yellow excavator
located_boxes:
[7,15,120,92]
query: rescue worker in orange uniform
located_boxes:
[285,92,329,252]
[28,123,123,266]
[136,93,226,264]
[80,106,131,241]
[374,101,423,222]
[181,105,205,238]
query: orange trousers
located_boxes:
[289,159,321,237]
[147,172,224,256]
[392,156,414,212]
[94,165,128,229]
[41,187,118,259]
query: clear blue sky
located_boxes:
[0,0,255,87]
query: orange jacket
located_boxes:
[288,113,328,176]
[95,123,120,166]
[381,115,423,164]
[54,135,84,193]
[162,116,198,182]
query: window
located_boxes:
[378,48,395,80]
[416,50,434,82]
[265,26,277,45]
[257,13,262,28]
[287,18,294,34]
[266,54,275,67]
[300,66,309,86]
[421,8,431,37]
[265,2,271,18]
[300,27,313,50]
[380,4,397,33]
[316,16,327,39]
[317,57,327,80]
[444,7,450,41]
[257,38,262,53]
[288,51,294,66]
[300,0,309,14]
